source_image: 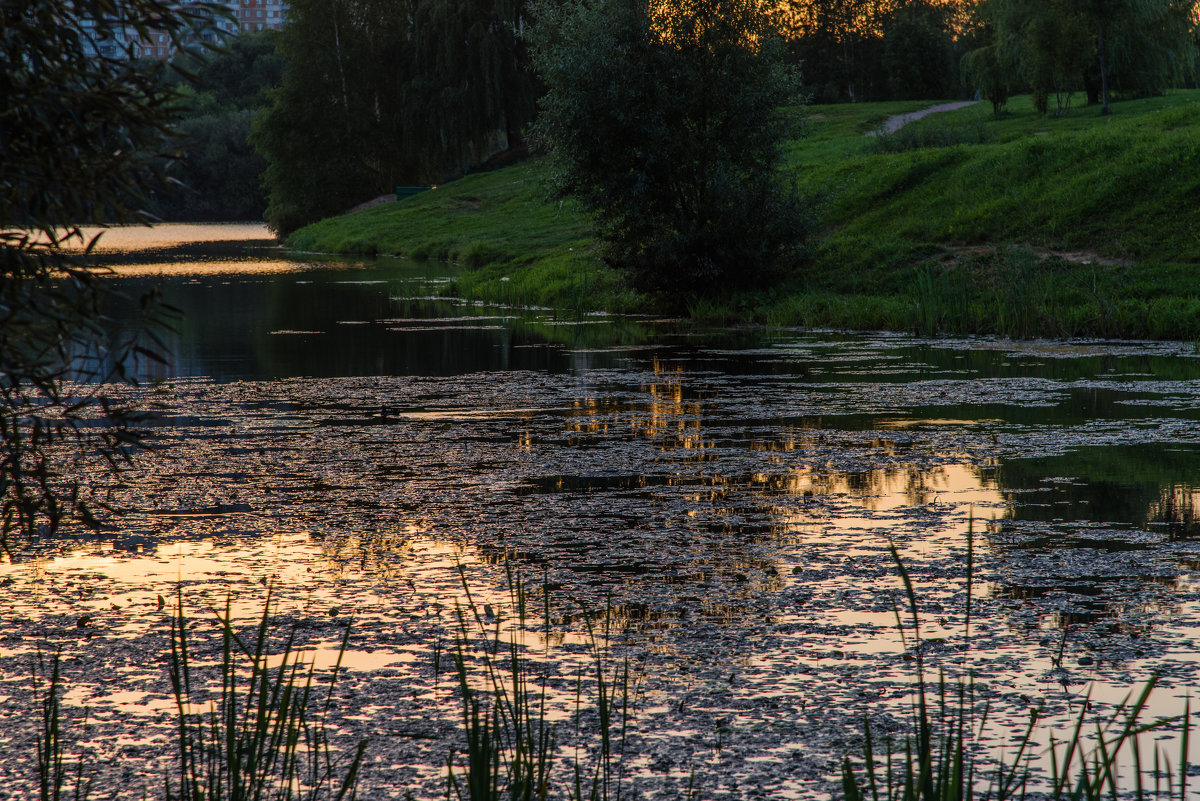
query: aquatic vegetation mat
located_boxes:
[1,333,1199,798]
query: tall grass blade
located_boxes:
[166,592,366,801]
[33,648,93,801]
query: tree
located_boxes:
[0,0,215,549]
[149,32,285,221]
[1083,0,1196,110]
[880,0,957,100]
[781,0,891,102]
[966,0,1198,115]
[254,0,537,235]
[960,22,1012,114]
[530,0,809,306]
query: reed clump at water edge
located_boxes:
[26,559,1197,801]
[841,530,1195,801]
[28,575,642,801]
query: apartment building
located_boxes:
[81,0,288,61]
[236,0,289,32]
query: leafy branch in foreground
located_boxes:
[0,0,223,550]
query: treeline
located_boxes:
[151,0,1199,230]
[962,0,1198,115]
[784,0,970,102]
[254,0,536,235]
[147,32,283,221]
[785,0,1198,105]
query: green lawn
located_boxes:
[287,90,1200,338]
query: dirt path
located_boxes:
[868,100,979,136]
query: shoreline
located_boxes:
[286,92,1200,341]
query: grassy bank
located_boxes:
[287,91,1200,339]
[286,165,641,313]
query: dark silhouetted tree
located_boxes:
[1,0,220,549]
[531,0,809,306]
[254,0,537,235]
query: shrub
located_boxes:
[530,0,810,308]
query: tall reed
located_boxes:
[33,648,93,801]
[445,566,637,801]
[842,526,1193,800]
[166,592,367,801]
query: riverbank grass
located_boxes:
[286,165,641,314]
[287,90,1200,339]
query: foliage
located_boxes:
[148,32,284,221]
[880,0,957,101]
[152,109,268,221]
[172,30,285,112]
[287,92,1200,339]
[254,0,536,235]
[405,0,538,180]
[166,595,367,801]
[446,569,636,801]
[33,650,93,801]
[965,0,1198,115]
[0,0,216,549]
[780,0,967,103]
[780,0,890,102]
[530,0,810,306]
[960,24,1012,115]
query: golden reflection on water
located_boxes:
[69,223,273,251]
[780,463,1006,512]
[1150,485,1200,539]
[106,260,314,277]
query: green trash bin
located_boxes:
[396,185,432,201]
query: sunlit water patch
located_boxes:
[4,225,1200,798]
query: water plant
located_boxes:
[841,530,1194,800]
[166,593,367,801]
[33,649,93,801]
[445,567,637,801]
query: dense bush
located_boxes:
[531,0,810,306]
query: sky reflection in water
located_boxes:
[1,225,1199,798]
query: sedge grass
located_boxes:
[842,525,1194,801]
[166,592,367,801]
[446,566,637,801]
[33,649,93,801]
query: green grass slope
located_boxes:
[286,163,639,312]
[288,91,1200,338]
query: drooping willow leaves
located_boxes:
[1,0,223,549]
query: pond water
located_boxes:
[2,224,1200,799]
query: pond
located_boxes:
[1,224,1199,799]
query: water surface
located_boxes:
[2,224,1200,799]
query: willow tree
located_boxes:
[1084,0,1196,111]
[1,0,218,549]
[405,0,536,178]
[255,0,536,235]
[965,0,1198,115]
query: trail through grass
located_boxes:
[287,91,1200,339]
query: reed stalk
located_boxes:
[33,648,93,801]
[446,567,636,801]
[842,523,1192,801]
[166,591,367,801]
